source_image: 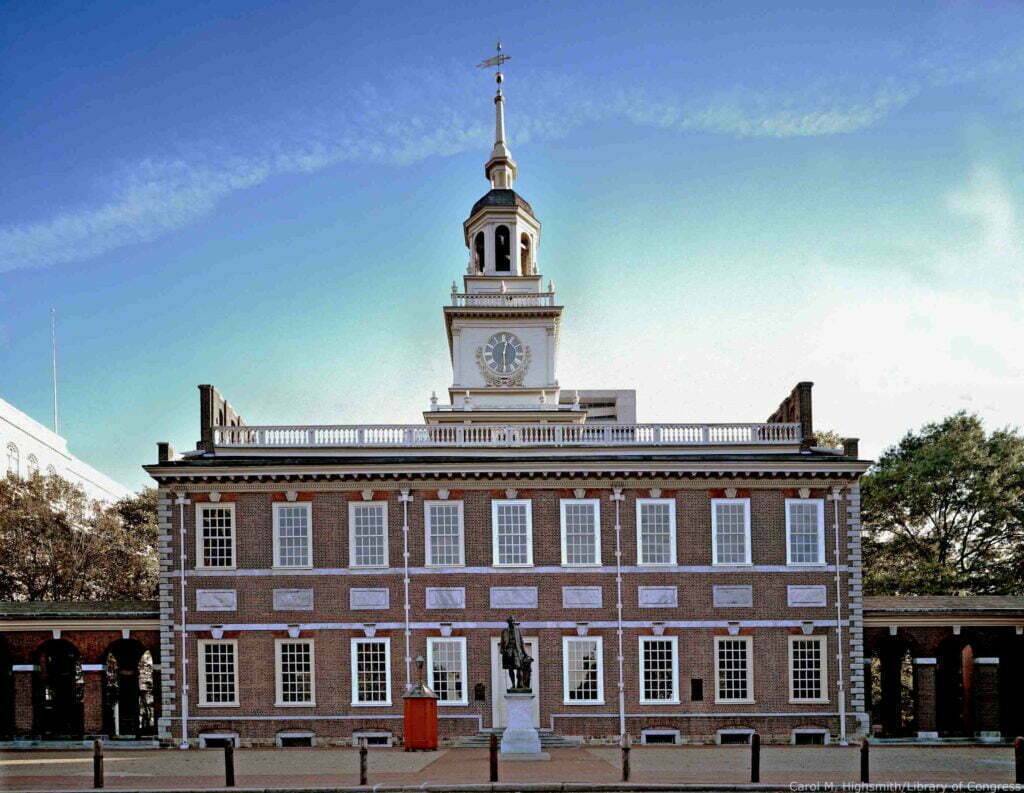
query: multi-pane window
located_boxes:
[274,503,312,568]
[711,499,751,565]
[427,637,467,704]
[275,639,315,705]
[786,499,825,565]
[349,502,388,568]
[639,636,679,703]
[492,500,532,566]
[6,443,19,476]
[562,637,604,704]
[637,499,676,565]
[715,637,753,702]
[789,636,827,702]
[197,504,236,569]
[560,499,600,566]
[351,638,391,705]
[425,502,464,567]
[198,640,238,706]
[26,454,40,477]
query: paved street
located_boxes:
[0,744,1019,790]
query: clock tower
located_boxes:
[428,50,581,424]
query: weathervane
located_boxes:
[477,41,511,87]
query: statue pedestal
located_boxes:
[500,692,547,760]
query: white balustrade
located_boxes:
[451,292,556,307]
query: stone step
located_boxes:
[454,730,582,749]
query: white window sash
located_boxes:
[197,639,239,707]
[635,498,677,566]
[350,637,392,706]
[638,635,679,704]
[274,638,316,706]
[789,635,829,703]
[559,498,601,567]
[491,499,533,567]
[785,499,826,566]
[710,498,752,566]
[562,636,604,704]
[195,503,237,570]
[426,637,468,705]
[424,501,465,567]
[348,502,389,569]
[714,636,754,703]
[272,502,313,569]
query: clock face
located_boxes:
[483,332,525,374]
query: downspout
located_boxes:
[400,489,413,691]
[611,488,626,741]
[175,491,191,749]
[831,486,847,745]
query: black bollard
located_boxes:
[860,739,869,783]
[622,735,631,783]
[489,732,499,782]
[1015,737,1023,785]
[224,741,235,787]
[750,733,760,783]
[359,738,368,786]
[92,739,104,789]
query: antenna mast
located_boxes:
[51,307,60,435]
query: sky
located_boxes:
[1,0,1023,492]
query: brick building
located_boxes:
[144,66,873,748]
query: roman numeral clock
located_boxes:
[477,332,532,386]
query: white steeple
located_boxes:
[482,42,518,189]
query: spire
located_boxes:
[477,42,517,189]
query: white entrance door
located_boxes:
[490,636,540,728]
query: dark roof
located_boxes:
[468,189,535,220]
[864,595,1024,613]
[0,600,158,620]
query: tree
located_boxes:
[0,474,158,602]
[861,412,1024,595]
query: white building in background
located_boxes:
[1,396,130,503]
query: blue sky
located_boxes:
[2,0,1023,492]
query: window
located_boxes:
[274,503,312,568]
[715,637,753,703]
[711,499,751,565]
[473,231,485,272]
[639,636,679,704]
[562,636,603,704]
[789,636,828,703]
[275,639,315,706]
[425,501,464,567]
[349,502,388,568]
[196,504,236,569]
[26,454,40,477]
[495,225,511,271]
[5,443,18,476]
[636,499,676,565]
[491,499,532,566]
[560,499,600,566]
[198,640,238,706]
[427,637,467,704]
[786,499,825,565]
[46,464,58,477]
[351,638,391,705]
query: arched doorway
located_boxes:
[103,640,156,738]
[34,639,84,738]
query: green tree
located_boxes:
[861,413,1024,595]
[0,474,158,602]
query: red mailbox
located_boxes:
[403,681,438,751]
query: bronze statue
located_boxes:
[499,616,533,692]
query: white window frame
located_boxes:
[348,501,389,569]
[197,639,239,707]
[785,498,826,566]
[424,500,465,567]
[710,498,752,566]
[350,637,392,706]
[638,635,680,704]
[426,636,468,705]
[714,636,754,704]
[195,503,237,570]
[788,635,829,704]
[273,502,313,569]
[636,498,677,566]
[274,638,316,706]
[559,498,601,567]
[491,499,533,567]
[561,636,605,705]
